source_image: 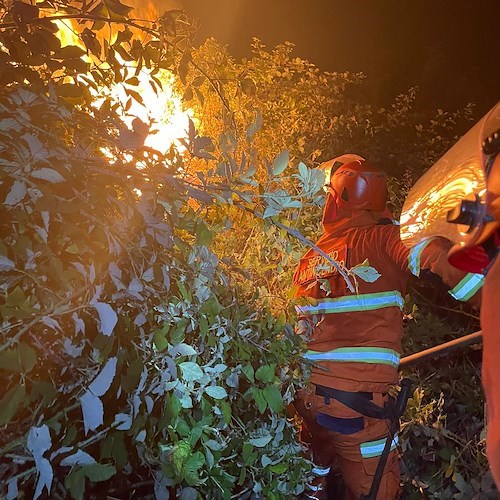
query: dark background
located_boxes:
[178,0,499,118]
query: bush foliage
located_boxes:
[0,1,494,499]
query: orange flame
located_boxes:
[54,1,192,154]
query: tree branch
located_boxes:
[0,14,156,36]
[234,202,356,292]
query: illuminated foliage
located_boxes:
[0,2,315,498]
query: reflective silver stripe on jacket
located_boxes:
[303,347,400,368]
[312,466,331,477]
[407,238,435,277]
[360,435,399,458]
[295,291,404,316]
[449,272,484,301]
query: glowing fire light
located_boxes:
[54,13,193,154]
[111,72,193,153]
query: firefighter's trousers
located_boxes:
[295,386,400,500]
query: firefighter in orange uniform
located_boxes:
[400,102,500,487]
[293,156,483,499]
[481,154,500,487]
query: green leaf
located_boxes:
[188,425,203,447]
[241,365,255,383]
[192,76,206,87]
[248,434,272,448]
[112,435,128,469]
[241,77,256,95]
[0,385,25,425]
[255,364,276,383]
[270,462,288,474]
[112,438,130,470]
[350,263,381,283]
[263,385,284,413]
[65,243,80,254]
[183,85,194,101]
[454,472,471,494]
[6,286,27,306]
[238,466,247,485]
[246,110,262,142]
[204,439,223,451]
[113,43,134,62]
[263,206,281,219]
[31,381,57,407]
[179,361,204,382]
[184,451,205,486]
[298,161,308,179]
[122,359,144,392]
[173,440,191,475]
[153,330,169,351]
[31,168,65,184]
[82,463,116,482]
[177,50,192,84]
[57,45,86,59]
[19,342,37,372]
[104,0,133,16]
[0,254,14,271]
[0,349,22,372]
[242,443,254,463]
[253,388,267,414]
[4,180,26,206]
[179,393,193,409]
[220,401,232,425]
[171,317,188,345]
[125,76,139,86]
[204,386,227,400]
[57,83,84,98]
[176,418,191,438]
[272,150,289,176]
[195,221,214,246]
[293,162,325,197]
[65,467,85,500]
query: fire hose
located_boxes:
[399,330,482,368]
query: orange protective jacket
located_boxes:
[482,229,500,486]
[293,205,483,394]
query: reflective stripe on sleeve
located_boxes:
[448,273,484,301]
[407,238,435,277]
[295,291,404,316]
[303,347,400,369]
[308,485,322,492]
[312,466,331,477]
[360,434,398,459]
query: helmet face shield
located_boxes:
[318,154,388,212]
[400,103,500,249]
[331,162,388,211]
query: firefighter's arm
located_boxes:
[384,227,483,307]
[408,237,483,307]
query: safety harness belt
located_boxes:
[315,385,395,420]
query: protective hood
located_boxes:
[321,191,393,236]
[400,103,500,252]
[319,153,392,235]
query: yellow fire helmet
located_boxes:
[400,102,500,273]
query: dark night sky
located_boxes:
[178,0,499,118]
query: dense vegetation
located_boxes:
[0,1,495,498]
